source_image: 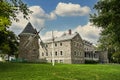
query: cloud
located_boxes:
[9,3,98,44]
[10,3,91,35]
[41,22,101,44]
[10,6,56,35]
[53,2,91,17]
[40,30,64,40]
[73,22,101,44]
[29,6,56,20]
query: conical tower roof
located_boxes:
[20,22,37,34]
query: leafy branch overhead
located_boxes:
[90,0,120,63]
[0,0,31,58]
[0,0,32,30]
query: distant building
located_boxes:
[39,30,85,64]
[83,40,99,61]
[83,40,109,63]
[18,22,39,62]
[0,54,16,61]
[0,54,3,61]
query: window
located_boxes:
[86,48,88,51]
[85,52,87,57]
[55,51,57,56]
[60,43,62,46]
[74,51,76,56]
[55,60,58,63]
[60,51,63,55]
[77,43,79,47]
[37,55,39,58]
[46,44,48,47]
[94,54,97,58]
[42,53,44,56]
[80,44,81,47]
[33,49,36,51]
[60,60,63,63]
[55,43,57,46]
[46,52,48,56]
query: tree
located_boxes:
[112,51,120,63]
[0,0,31,59]
[90,0,120,63]
[0,30,19,60]
[0,0,31,31]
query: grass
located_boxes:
[0,62,120,80]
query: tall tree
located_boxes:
[90,0,120,63]
[0,0,31,58]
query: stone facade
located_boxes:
[83,40,109,63]
[83,40,99,61]
[39,31,85,64]
[18,22,39,62]
[71,34,84,64]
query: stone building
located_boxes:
[83,40,109,63]
[18,22,108,63]
[83,40,99,61]
[18,22,39,62]
[39,30,85,64]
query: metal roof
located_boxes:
[44,32,78,43]
[20,22,37,34]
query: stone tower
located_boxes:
[18,22,39,62]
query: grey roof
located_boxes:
[44,32,78,43]
[83,40,92,45]
[20,22,36,34]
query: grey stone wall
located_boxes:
[39,40,72,64]
[39,33,85,64]
[71,34,85,64]
[18,33,39,62]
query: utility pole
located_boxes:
[51,31,55,66]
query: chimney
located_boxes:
[68,29,72,35]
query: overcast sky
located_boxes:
[10,0,101,44]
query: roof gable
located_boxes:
[20,22,36,34]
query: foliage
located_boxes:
[85,60,99,64]
[90,0,120,63]
[0,30,19,57]
[112,51,120,63]
[0,0,31,56]
[0,63,120,80]
[0,0,31,30]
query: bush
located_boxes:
[11,58,27,63]
[85,60,99,64]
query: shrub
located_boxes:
[85,60,99,64]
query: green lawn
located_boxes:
[0,62,120,80]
